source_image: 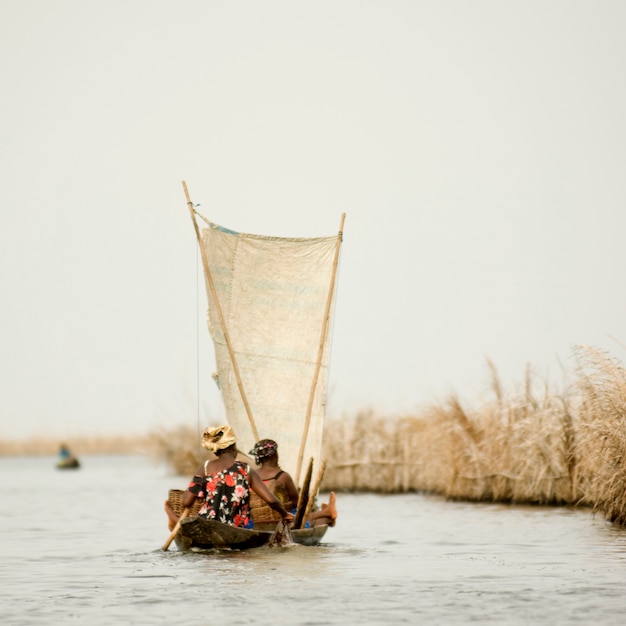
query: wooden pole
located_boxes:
[295,213,346,483]
[182,181,259,442]
[161,507,190,551]
[294,457,314,530]
[302,458,327,524]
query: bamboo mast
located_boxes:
[182,180,259,441]
[295,212,346,483]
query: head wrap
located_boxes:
[248,439,278,464]
[201,425,237,453]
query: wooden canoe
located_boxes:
[56,457,80,469]
[175,515,328,551]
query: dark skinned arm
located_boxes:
[181,463,205,509]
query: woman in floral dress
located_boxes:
[164,425,293,530]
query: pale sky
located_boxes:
[1,1,625,440]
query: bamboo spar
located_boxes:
[302,458,327,525]
[182,181,259,442]
[295,213,346,484]
[294,457,314,530]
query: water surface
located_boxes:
[2,455,625,624]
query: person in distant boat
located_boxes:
[248,438,337,527]
[56,443,80,469]
[164,426,294,531]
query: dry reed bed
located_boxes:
[573,346,626,525]
[322,397,577,505]
[151,426,214,474]
[322,346,626,527]
[153,346,626,526]
[0,434,153,456]
[13,346,621,526]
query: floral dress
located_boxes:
[187,460,252,528]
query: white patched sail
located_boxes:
[194,214,343,485]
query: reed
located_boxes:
[322,362,581,506]
[145,346,626,527]
[147,348,594,504]
[10,344,625,527]
[573,346,626,523]
[0,433,153,456]
[150,424,213,475]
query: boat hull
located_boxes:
[176,515,328,551]
[292,524,328,546]
[253,521,329,546]
[56,458,80,469]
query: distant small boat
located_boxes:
[56,456,80,470]
[56,445,80,470]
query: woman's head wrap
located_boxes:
[201,425,237,453]
[248,439,278,464]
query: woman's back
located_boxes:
[164,427,293,533]
[188,458,252,528]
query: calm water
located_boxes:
[2,454,626,625]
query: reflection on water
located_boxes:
[2,455,626,625]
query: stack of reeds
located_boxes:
[152,425,213,476]
[0,433,153,456]
[573,346,626,524]
[152,346,626,528]
[321,377,578,505]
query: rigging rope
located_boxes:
[196,240,201,461]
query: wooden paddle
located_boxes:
[294,457,314,530]
[302,458,327,523]
[162,507,190,551]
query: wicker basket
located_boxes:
[168,487,299,525]
[249,492,283,524]
[249,479,296,524]
[168,489,202,517]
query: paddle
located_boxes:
[162,507,190,551]
[294,457,314,530]
[302,459,327,523]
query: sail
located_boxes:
[197,216,342,485]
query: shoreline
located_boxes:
[0,434,154,457]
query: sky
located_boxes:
[1,1,626,440]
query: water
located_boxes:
[2,454,626,625]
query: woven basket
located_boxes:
[249,492,283,524]
[168,489,202,517]
[249,479,296,523]
[168,487,300,524]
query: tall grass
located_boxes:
[322,346,626,526]
[9,345,625,527]
[322,365,578,505]
[0,434,153,456]
[573,346,626,524]
[150,425,214,475]
[151,346,626,526]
